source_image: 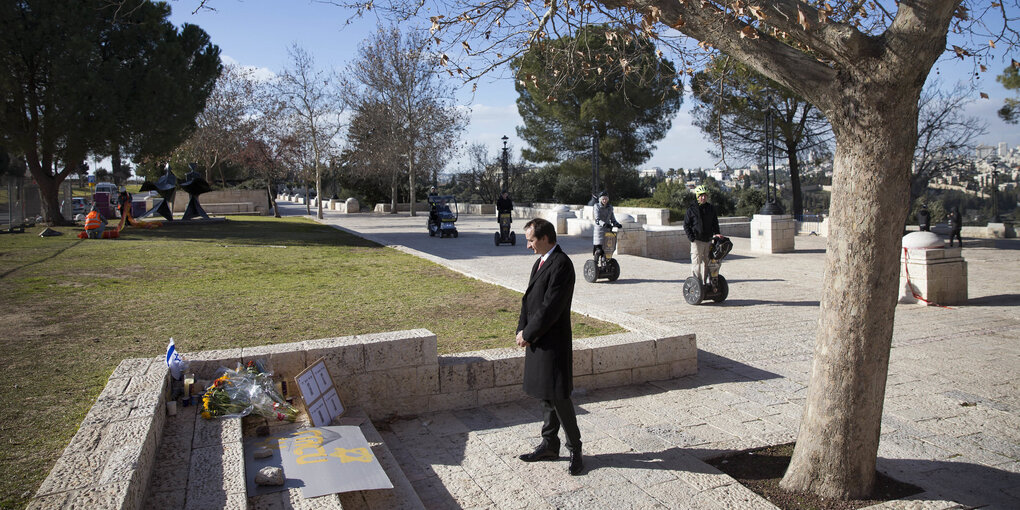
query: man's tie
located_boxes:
[538,258,544,270]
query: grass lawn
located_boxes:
[0,216,622,509]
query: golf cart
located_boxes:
[682,236,732,304]
[583,229,620,283]
[427,195,459,238]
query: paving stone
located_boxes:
[143,489,186,510]
[186,443,245,502]
[693,482,777,510]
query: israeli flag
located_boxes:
[166,338,185,380]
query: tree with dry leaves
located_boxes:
[328,0,1019,499]
[343,26,466,216]
[911,81,988,202]
[277,45,345,219]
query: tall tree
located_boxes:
[911,81,987,201]
[355,0,1018,499]
[98,2,221,183]
[344,26,466,216]
[513,25,682,197]
[178,65,264,186]
[277,45,345,219]
[690,55,832,218]
[0,0,219,224]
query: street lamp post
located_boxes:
[501,135,509,192]
[591,120,601,202]
[759,100,784,215]
[991,169,999,222]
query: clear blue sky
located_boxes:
[168,0,1020,173]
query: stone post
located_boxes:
[898,232,968,306]
[751,214,796,253]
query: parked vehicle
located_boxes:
[62,197,87,217]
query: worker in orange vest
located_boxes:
[84,203,105,239]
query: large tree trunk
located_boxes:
[780,77,919,499]
[25,156,74,226]
[408,156,416,217]
[390,171,399,214]
[316,164,323,219]
[267,183,280,218]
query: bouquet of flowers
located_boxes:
[201,360,300,422]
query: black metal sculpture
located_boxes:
[180,166,212,220]
[139,165,178,221]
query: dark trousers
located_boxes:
[949,230,962,246]
[540,398,582,452]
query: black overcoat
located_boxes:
[517,245,575,400]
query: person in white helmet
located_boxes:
[683,185,722,283]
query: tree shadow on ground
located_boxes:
[876,457,1020,508]
[126,217,381,248]
[711,299,820,307]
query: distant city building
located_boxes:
[638,167,664,179]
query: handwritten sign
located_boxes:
[294,358,345,427]
[245,426,393,498]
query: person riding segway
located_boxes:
[682,185,729,304]
[495,190,516,245]
[583,191,623,283]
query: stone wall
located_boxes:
[31,328,697,509]
[168,189,270,216]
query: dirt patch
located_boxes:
[707,443,923,510]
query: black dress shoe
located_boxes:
[519,444,559,462]
[567,450,584,475]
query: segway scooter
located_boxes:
[494,212,516,245]
[583,229,621,283]
[683,236,732,304]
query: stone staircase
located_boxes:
[144,407,424,509]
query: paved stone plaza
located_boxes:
[285,203,1019,509]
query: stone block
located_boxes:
[655,333,697,364]
[438,356,494,393]
[572,344,593,376]
[192,414,242,449]
[187,348,243,379]
[899,248,968,306]
[241,343,307,380]
[110,357,155,379]
[304,335,365,377]
[671,357,698,378]
[633,363,671,383]
[354,366,419,403]
[364,394,428,420]
[97,376,131,400]
[186,443,246,503]
[429,390,478,413]
[488,350,525,387]
[35,451,105,495]
[751,214,796,253]
[583,332,656,373]
[591,369,633,389]
[361,329,435,370]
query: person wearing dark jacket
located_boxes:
[948,206,963,247]
[684,185,721,283]
[916,203,931,232]
[496,190,513,226]
[516,217,583,476]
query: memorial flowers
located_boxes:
[201,360,299,422]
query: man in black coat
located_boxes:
[516,217,584,475]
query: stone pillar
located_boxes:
[899,241,968,306]
[751,214,795,253]
[986,222,1015,238]
[545,206,574,234]
[345,197,360,213]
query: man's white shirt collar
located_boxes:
[540,244,558,264]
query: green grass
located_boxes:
[0,216,621,509]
